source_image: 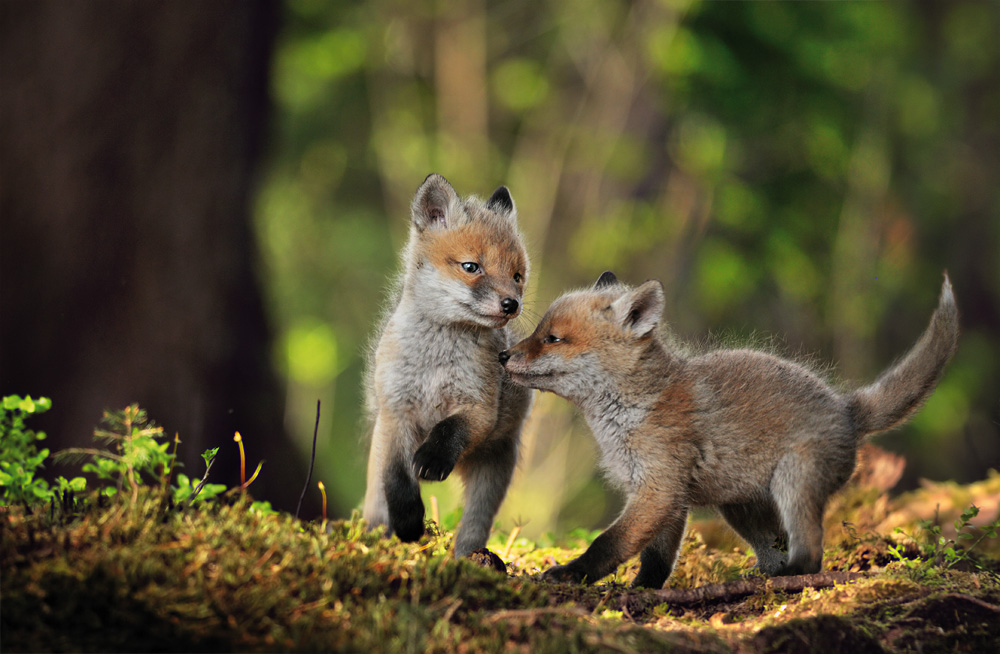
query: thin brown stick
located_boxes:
[622,571,868,613]
[295,400,321,520]
[502,524,522,560]
[486,607,598,625]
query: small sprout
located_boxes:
[244,461,263,489]
[234,432,246,487]
[233,432,263,491]
[201,447,219,468]
[318,481,327,521]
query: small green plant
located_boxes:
[891,504,1000,577]
[0,395,86,507]
[172,447,226,506]
[57,404,174,504]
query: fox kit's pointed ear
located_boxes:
[612,280,664,338]
[412,173,462,231]
[594,271,618,289]
[487,185,515,217]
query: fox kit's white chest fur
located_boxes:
[581,390,652,492]
[376,309,504,434]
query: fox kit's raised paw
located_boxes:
[412,441,455,481]
[412,415,470,481]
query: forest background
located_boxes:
[2,0,998,537]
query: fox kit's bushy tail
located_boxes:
[848,274,959,437]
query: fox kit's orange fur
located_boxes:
[501,271,958,587]
[363,174,532,557]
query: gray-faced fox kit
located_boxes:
[362,173,532,557]
[500,271,958,587]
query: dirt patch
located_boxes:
[880,593,1000,653]
[744,614,884,654]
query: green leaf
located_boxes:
[31,484,51,499]
[202,448,219,468]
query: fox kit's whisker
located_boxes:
[501,270,958,587]
[362,174,533,558]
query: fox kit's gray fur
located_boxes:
[362,173,532,557]
[500,271,958,586]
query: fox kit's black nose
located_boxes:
[501,298,519,315]
[498,350,510,365]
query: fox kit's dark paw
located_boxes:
[774,560,821,577]
[413,440,458,481]
[631,568,668,589]
[541,563,589,584]
[413,415,469,481]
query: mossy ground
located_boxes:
[3,450,998,653]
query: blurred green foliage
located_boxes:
[255,0,1000,536]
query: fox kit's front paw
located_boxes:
[541,563,588,584]
[413,415,469,481]
[413,440,458,481]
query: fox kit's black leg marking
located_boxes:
[719,501,786,576]
[632,510,689,589]
[543,531,622,584]
[413,415,470,482]
[385,454,425,542]
[544,488,679,585]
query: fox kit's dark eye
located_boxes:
[514,272,523,283]
[461,262,480,274]
[544,334,563,344]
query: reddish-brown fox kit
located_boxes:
[500,271,958,587]
[362,173,532,557]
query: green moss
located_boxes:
[2,468,999,653]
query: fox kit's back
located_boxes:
[363,174,532,557]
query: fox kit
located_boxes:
[362,173,532,557]
[500,271,958,587]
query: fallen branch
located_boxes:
[621,571,868,615]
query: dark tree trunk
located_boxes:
[1,1,306,512]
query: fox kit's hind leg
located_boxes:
[770,451,829,575]
[363,413,425,542]
[719,501,787,576]
[451,382,529,557]
[453,436,518,557]
[631,509,689,589]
